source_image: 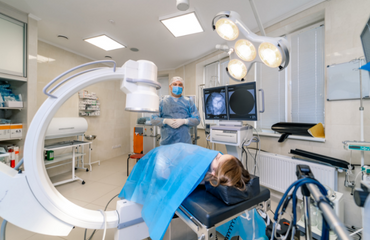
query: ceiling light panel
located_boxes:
[84,35,125,51]
[161,12,203,37]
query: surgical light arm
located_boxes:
[0,59,160,235]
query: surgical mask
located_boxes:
[172,86,183,95]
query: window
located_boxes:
[256,63,286,130]
[202,23,325,137]
[256,23,325,133]
[157,76,169,99]
[204,58,230,88]
[290,25,325,124]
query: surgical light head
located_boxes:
[228,59,247,81]
[215,18,239,41]
[212,11,290,82]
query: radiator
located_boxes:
[246,150,338,193]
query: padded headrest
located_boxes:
[205,175,260,205]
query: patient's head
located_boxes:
[207,154,250,191]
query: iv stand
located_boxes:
[359,64,365,168]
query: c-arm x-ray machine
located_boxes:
[0,60,161,238]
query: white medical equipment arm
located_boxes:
[0,60,160,236]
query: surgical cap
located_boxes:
[169,76,184,86]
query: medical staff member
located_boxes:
[151,76,200,145]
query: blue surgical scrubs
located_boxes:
[151,96,200,145]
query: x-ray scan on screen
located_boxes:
[204,86,228,120]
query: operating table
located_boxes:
[115,185,271,240]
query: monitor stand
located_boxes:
[225,145,243,160]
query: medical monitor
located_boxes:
[227,82,257,121]
[361,16,370,63]
[203,86,228,120]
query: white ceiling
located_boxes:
[1,0,325,70]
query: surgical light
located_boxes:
[258,42,282,68]
[84,35,125,51]
[212,11,290,82]
[215,18,239,41]
[235,39,256,61]
[228,59,247,80]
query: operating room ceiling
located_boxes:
[1,0,325,71]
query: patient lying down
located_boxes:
[119,143,254,240]
[205,153,251,191]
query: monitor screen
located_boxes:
[227,82,258,121]
[361,17,370,63]
[203,86,228,120]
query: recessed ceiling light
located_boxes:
[84,35,125,51]
[160,12,203,37]
[105,56,112,59]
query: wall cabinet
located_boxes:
[0,12,27,78]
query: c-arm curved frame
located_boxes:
[24,67,123,230]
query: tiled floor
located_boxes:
[1,155,132,240]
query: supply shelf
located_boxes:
[44,140,90,150]
[44,152,86,166]
[0,107,23,110]
[0,138,22,141]
[78,90,100,116]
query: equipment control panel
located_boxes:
[343,140,370,151]
[210,125,252,146]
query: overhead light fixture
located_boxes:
[84,35,125,51]
[160,12,203,37]
[215,18,239,41]
[212,11,290,81]
[235,39,256,62]
[227,59,247,80]
[258,42,282,68]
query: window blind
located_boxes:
[291,25,325,124]
[157,76,169,98]
[257,63,286,129]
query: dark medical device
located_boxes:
[203,86,228,120]
[203,82,258,121]
[227,82,257,121]
[296,164,315,179]
[271,122,316,142]
[290,149,351,170]
[360,16,370,63]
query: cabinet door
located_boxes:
[0,13,26,77]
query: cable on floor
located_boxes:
[84,194,119,240]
